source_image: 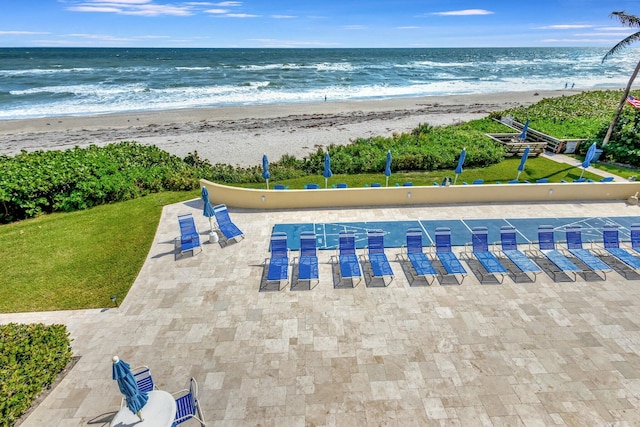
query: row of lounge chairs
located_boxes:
[262,223,640,289]
[177,204,244,256]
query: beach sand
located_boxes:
[0,89,582,167]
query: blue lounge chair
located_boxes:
[371,183,382,188]
[535,178,549,183]
[334,231,362,287]
[305,183,320,189]
[461,226,508,284]
[262,232,289,291]
[599,177,614,182]
[434,227,467,285]
[497,226,542,282]
[293,231,319,290]
[172,378,205,427]
[361,230,394,286]
[402,182,413,186]
[177,213,202,256]
[273,184,286,190]
[213,204,244,243]
[564,225,611,280]
[631,223,640,253]
[336,183,348,188]
[400,228,437,286]
[527,225,582,281]
[598,224,640,277]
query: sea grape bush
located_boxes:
[0,323,72,427]
[0,142,199,223]
[303,118,508,174]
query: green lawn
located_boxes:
[0,157,616,313]
[249,157,605,189]
[0,191,198,313]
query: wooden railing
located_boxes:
[491,117,586,154]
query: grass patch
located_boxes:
[249,157,604,189]
[0,191,197,313]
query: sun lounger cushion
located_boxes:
[471,227,508,275]
[338,232,361,279]
[603,225,640,269]
[178,213,201,253]
[267,232,289,282]
[405,228,438,281]
[298,231,318,282]
[499,226,542,274]
[434,227,467,276]
[213,204,244,240]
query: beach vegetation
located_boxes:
[3,90,640,226]
[0,323,72,426]
[600,11,640,147]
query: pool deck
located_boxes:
[4,199,640,426]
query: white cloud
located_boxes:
[215,1,242,6]
[205,8,228,14]
[224,13,258,18]
[271,15,296,19]
[432,9,493,16]
[67,1,194,16]
[67,33,134,41]
[538,24,594,30]
[575,32,635,37]
[0,30,50,35]
[396,26,421,30]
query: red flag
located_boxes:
[626,96,640,109]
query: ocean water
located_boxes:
[0,47,637,120]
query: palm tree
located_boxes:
[601,11,640,146]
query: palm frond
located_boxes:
[611,11,640,28]
[603,31,640,62]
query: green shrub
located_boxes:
[0,323,72,426]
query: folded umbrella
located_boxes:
[112,356,148,421]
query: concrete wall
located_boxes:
[201,179,640,209]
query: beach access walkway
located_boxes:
[3,198,640,426]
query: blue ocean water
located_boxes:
[0,47,637,120]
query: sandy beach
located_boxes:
[0,89,582,167]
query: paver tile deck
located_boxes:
[3,200,640,426]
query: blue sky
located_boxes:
[1,0,639,47]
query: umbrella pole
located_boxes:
[136,410,143,421]
[325,178,328,189]
[579,168,585,179]
[453,174,459,185]
[516,171,521,180]
[386,176,389,187]
[266,179,269,190]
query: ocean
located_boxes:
[0,47,637,120]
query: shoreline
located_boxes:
[0,89,585,166]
